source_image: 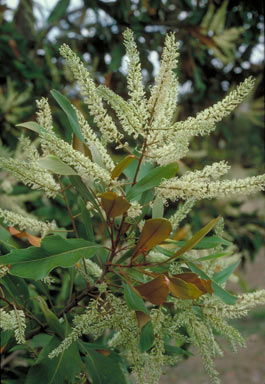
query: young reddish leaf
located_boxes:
[100,191,131,218]
[168,277,203,300]
[8,227,41,247]
[175,272,213,294]
[120,222,131,235]
[96,349,110,357]
[132,218,172,260]
[135,311,152,329]
[171,227,188,241]
[158,216,220,264]
[111,155,136,179]
[0,344,7,354]
[135,274,170,305]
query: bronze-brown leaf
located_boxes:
[8,227,41,247]
[111,155,136,179]
[100,191,131,218]
[132,218,172,260]
[168,272,213,300]
[135,311,152,329]
[168,277,202,300]
[135,274,170,305]
[175,272,213,294]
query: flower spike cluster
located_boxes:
[0,28,264,384]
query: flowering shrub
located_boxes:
[0,29,264,384]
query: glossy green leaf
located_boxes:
[26,336,82,384]
[83,349,127,384]
[189,261,237,305]
[37,155,77,175]
[123,283,149,315]
[111,155,136,179]
[78,197,95,241]
[162,217,220,264]
[100,191,131,218]
[69,175,99,210]
[0,275,29,306]
[126,162,178,201]
[213,261,240,284]
[0,224,19,252]
[196,251,230,262]
[47,0,70,24]
[0,236,102,280]
[132,218,172,260]
[171,235,231,250]
[51,90,85,144]
[139,321,155,352]
[36,296,64,339]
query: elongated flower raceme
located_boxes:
[39,130,111,184]
[157,174,265,202]
[59,44,122,144]
[0,308,26,344]
[0,157,60,197]
[1,28,264,384]
[0,208,56,236]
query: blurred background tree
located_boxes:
[0,0,264,264]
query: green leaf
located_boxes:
[172,235,231,250]
[132,218,172,260]
[89,143,106,169]
[162,217,220,264]
[164,344,192,356]
[123,283,149,315]
[26,336,82,384]
[188,262,237,305]
[139,321,155,352]
[37,155,77,175]
[35,296,64,339]
[152,195,164,218]
[69,175,99,210]
[0,224,19,252]
[16,121,46,134]
[83,349,127,384]
[47,0,70,24]
[196,252,230,262]
[78,197,95,241]
[213,261,240,285]
[126,162,178,201]
[51,90,85,144]
[111,155,136,179]
[0,236,102,280]
[0,275,29,306]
